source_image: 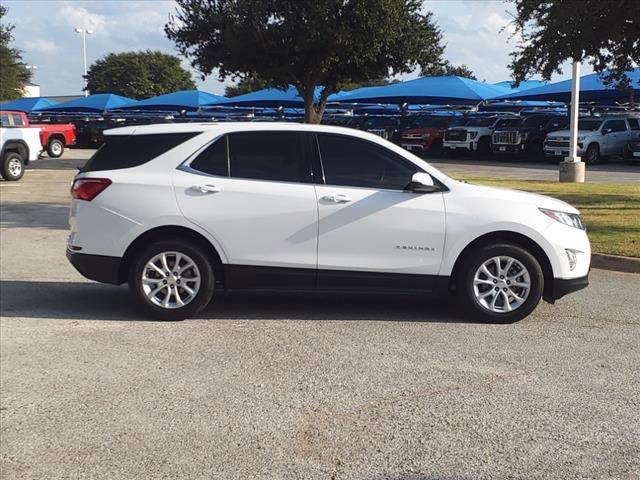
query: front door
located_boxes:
[172,131,319,289]
[313,133,446,292]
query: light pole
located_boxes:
[74,27,93,97]
[559,60,585,183]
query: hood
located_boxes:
[403,127,442,134]
[547,129,592,138]
[454,181,580,214]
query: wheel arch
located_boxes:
[1,140,29,162]
[448,230,555,300]
[47,133,66,145]
[118,225,226,286]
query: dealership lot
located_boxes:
[1,153,639,479]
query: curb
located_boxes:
[591,253,640,274]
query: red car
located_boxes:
[400,115,467,156]
[0,110,76,158]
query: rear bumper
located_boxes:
[545,274,589,302]
[66,249,122,285]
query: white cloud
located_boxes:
[60,4,108,35]
[23,39,59,54]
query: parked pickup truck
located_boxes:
[401,115,467,156]
[491,114,568,160]
[0,110,76,158]
[544,116,640,164]
[0,124,42,181]
[624,138,640,163]
[443,115,520,156]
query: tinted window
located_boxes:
[81,132,199,172]
[577,119,602,131]
[318,134,417,190]
[522,116,549,127]
[627,118,639,130]
[603,120,626,132]
[0,114,9,127]
[189,136,228,176]
[545,117,568,130]
[11,114,25,126]
[465,117,496,127]
[228,132,309,183]
[495,118,520,128]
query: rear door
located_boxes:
[313,133,446,291]
[172,131,319,289]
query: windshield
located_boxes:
[465,117,496,127]
[577,119,603,131]
[495,118,520,128]
[363,117,397,128]
[522,115,548,128]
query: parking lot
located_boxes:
[1,152,639,479]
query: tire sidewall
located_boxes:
[128,240,215,320]
[460,243,544,324]
[586,144,599,164]
[2,153,25,181]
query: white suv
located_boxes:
[67,123,590,323]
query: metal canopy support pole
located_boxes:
[559,60,585,182]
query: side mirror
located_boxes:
[603,128,612,135]
[408,172,439,193]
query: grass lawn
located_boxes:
[453,176,640,258]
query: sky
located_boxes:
[4,0,592,97]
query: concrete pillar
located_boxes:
[560,60,585,183]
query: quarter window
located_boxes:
[317,133,417,190]
[227,132,310,183]
[189,136,228,176]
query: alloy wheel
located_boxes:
[141,251,201,309]
[472,256,531,313]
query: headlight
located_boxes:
[469,131,478,139]
[577,136,585,141]
[539,208,585,230]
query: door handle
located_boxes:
[190,184,221,194]
[322,194,352,203]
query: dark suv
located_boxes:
[491,114,569,160]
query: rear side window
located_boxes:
[627,118,639,130]
[0,114,9,127]
[81,132,199,172]
[602,120,627,133]
[227,131,310,183]
[11,114,25,126]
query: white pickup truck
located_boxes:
[544,116,640,164]
[443,115,520,155]
[0,125,42,181]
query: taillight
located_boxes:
[71,178,112,201]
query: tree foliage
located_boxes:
[224,74,270,97]
[0,6,32,102]
[421,60,476,79]
[508,0,640,87]
[85,50,196,99]
[166,0,444,123]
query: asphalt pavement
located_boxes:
[1,151,639,479]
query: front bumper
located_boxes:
[491,144,523,154]
[66,249,122,285]
[545,274,589,302]
[443,140,474,151]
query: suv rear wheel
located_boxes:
[458,243,544,323]
[128,240,215,320]
[1,152,25,181]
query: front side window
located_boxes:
[602,120,626,132]
[227,131,309,183]
[189,136,228,176]
[317,133,417,190]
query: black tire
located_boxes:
[458,243,544,324]
[1,152,25,181]
[526,139,544,161]
[429,139,443,157]
[128,239,215,320]
[585,143,600,165]
[47,138,64,158]
[477,137,491,158]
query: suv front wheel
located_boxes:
[458,243,544,323]
[128,240,215,320]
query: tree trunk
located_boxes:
[299,84,332,124]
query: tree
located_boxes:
[421,60,476,79]
[508,0,640,87]
[224,74,270,97]
[85,50,196,99]
[166,0,444,123]
[0,6,32,102]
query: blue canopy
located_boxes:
[0,97,59,112]
[329,76,512,105]
[41,94,133,112]
[495,69,640,103]
[214,85,322,108]
[493,80,547,91]
[118,90,225,111]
